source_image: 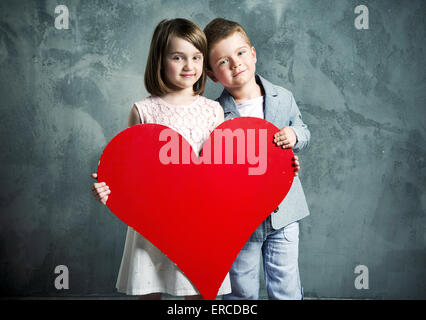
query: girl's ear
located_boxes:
[206,69,218,83]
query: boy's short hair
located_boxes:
[145,18,207,96]
[203,18,252,69]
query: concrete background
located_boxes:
[0,0,425,299]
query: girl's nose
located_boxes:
[184,59,193,70]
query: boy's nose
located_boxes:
[231,59,242,69]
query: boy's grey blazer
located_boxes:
[216,74,310,229]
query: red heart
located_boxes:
[97,117,294,300]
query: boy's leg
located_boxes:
[262,221,303,300]
[223,241,262,300]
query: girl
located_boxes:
[90,18,232,300]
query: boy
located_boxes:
[204,18,310,300]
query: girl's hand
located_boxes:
[274,127,297,149]
[293,155,300,177]
[91,172,110,205]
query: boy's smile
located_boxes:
[208,32,257,92]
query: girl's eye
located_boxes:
[193,55,202,61]
[173,56,183,61]
[219,59,228,66]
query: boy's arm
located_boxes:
[288,93,310,153]
[274,93,310,153]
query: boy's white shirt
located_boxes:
[235,96,264,119]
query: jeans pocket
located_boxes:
[283,222,299,242]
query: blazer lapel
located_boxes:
[217,89,241,119]
[218,74,279,122]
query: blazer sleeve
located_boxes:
[288,93,310,153]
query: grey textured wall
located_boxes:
[1,0,425,299]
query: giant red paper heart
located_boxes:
[97,117,294,300]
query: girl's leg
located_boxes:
[184,295,203,300]
[138,293,162,300]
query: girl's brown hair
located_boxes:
[144,18,207,96]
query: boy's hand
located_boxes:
[293,155,300,176]
[91,171,110,205]
[274,127,297,149]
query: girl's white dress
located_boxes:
[115,95,231,296]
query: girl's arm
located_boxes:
[91,104,142,205]
[128,104,142,126]
[215,102,225,128]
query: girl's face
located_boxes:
[163,36,204,93]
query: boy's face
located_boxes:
[207,32,257,90]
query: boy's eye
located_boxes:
[218,58,228,66]
[238,50,246,55]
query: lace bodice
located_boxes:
[133,95,223,155]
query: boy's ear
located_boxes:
[251,46,257,64]
[206,69,218,83]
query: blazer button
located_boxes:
[273,207,279,213]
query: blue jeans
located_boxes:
[223,219,303,300]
